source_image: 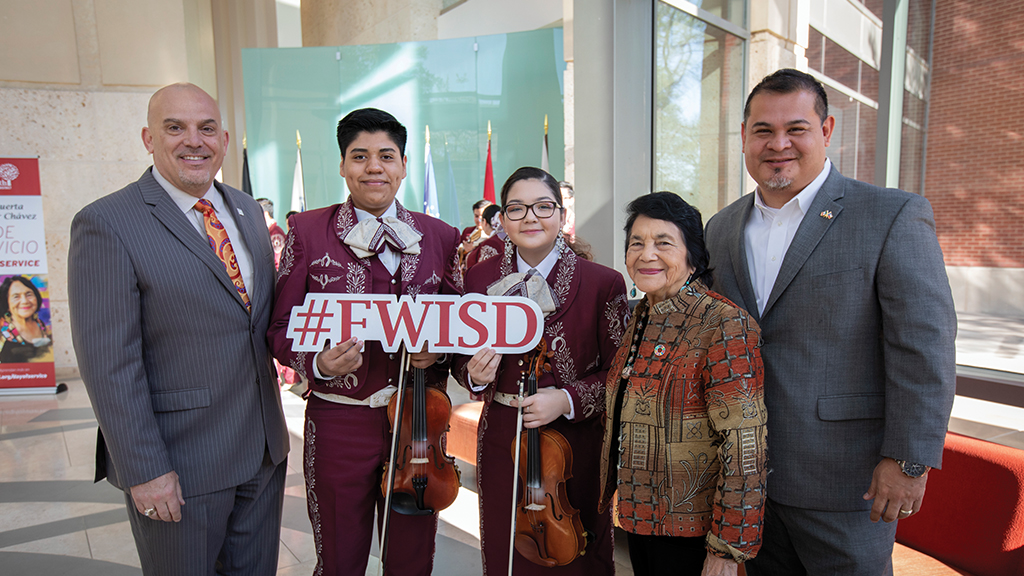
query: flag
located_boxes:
[291,130,305,212]
[444,136,461,225]
[483,121,495,203]
[423,126,439,217]
[241,134,253,196]
[541,114,550,173]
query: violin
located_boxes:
[509,340,588,569]
[382,362,461,516]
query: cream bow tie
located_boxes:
[487,269,558,315]
[344,216,422,258]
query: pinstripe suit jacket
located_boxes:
[705,166,956,511]
[68,168,289,497]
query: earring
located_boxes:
[630,283,637,298]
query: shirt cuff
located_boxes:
[312,351,327,380]
[561,388,575,420]
[468,372,489,393]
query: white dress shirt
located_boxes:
[744,158,831,315]
[152,167,255,300]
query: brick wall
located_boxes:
[927,0,1024,267]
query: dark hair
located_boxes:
[744,68,829,124]
[472,199,492,211]
[557,181,574,199]
[481,204,501,222]
[256,198,274,217]
[500,167,592,260]
[1,276,43,317]
[336,108,407,159]
[623,192,712,288]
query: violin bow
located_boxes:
[507,362,527,576]
[378,347,411,576]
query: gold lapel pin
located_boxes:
[819,210,833,220]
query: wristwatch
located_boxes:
[893,459,929,478]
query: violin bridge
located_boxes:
[410,457,430,464]
[525,503,546,511]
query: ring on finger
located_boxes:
[898,508,913,516]
[144,507,157,518]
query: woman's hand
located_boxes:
[467,348,501,386]
[514,388,570,428]
[700,553,738,576]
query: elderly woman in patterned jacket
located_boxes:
[454,166,630,576]
[598,192,767,576]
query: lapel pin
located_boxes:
[819,210,833,220]
[237,208,244,216]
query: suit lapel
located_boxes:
[727,195,760,322]
[139,170,250,314]
[761,167,846,318]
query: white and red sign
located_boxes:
[0,157,55,395]
[286,294,544,354]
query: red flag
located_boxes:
[483,138,495,203]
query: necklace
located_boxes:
[620,305,649,380]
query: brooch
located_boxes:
[820,210,834,220]
[654,344,667,357]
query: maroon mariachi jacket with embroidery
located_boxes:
[453,240,630,421]
[268,199,463,399]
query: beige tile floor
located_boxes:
[0,380,634,575]
[1,312,1020,575]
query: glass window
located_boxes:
[653,1,745,217]
[823,84,876,183]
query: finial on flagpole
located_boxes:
[243,132,247,150]
[296,130,302,150]
[487,120,491,140]
[426,125,431,145]
[544,115,548,136]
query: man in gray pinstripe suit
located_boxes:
[68,83,289,575]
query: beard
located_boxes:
[178,166,212,187]
[764,169,793,190]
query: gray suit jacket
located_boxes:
[705,166,956,511]
[68,168,289,498]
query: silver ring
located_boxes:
[144,507,157,518]
[898,508,912,516]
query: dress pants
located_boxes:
[625,532,707,575]
[304,394,437,576]
[125,451,287,576]
[745,498,897,576]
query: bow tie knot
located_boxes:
[344,215,422,258]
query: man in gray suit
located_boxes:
[705,69,956,574]
[68,83,289,575]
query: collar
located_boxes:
[753,157,831,218]
[151,166,219,214]
[516,245,560,278]
[353,201,397,223]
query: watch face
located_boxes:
[901,461,928,478]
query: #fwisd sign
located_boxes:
[286,294,544,354]
[0,157,55,394]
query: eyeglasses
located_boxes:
[502,201,561,221]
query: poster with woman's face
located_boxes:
[0,274,53,364]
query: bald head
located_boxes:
[142,83,229,198]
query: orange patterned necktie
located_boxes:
[194,199,251,312]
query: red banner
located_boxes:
[0,157,55,395]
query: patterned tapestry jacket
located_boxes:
[267,198,463,399]
[598,280,767,562]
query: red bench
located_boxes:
[894,433,1024,575]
